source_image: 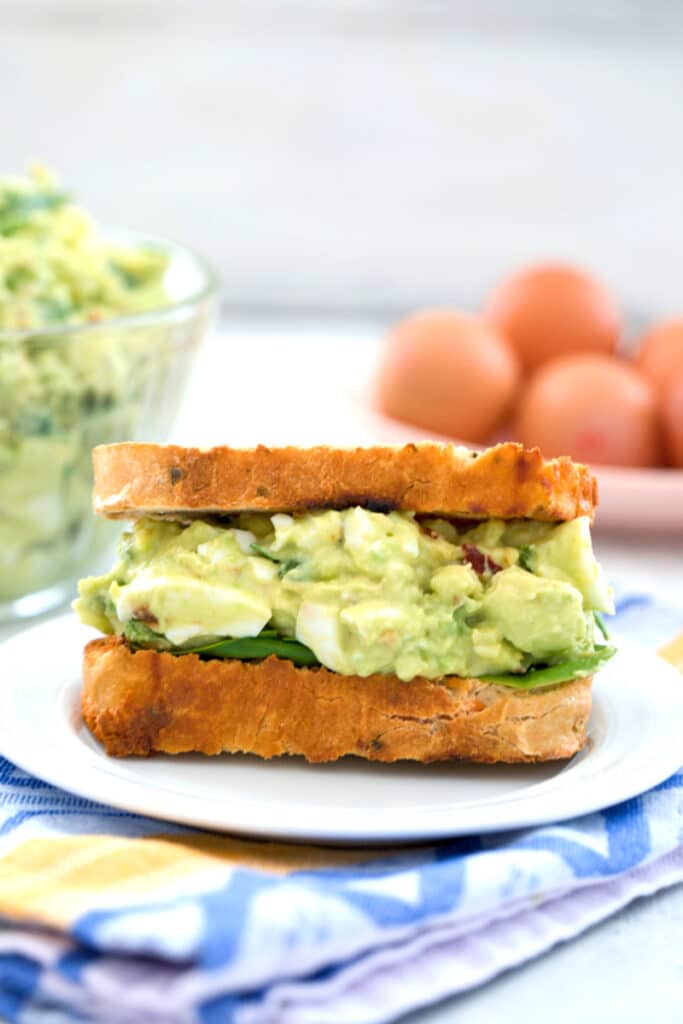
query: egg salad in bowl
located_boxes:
[0,167,217,619]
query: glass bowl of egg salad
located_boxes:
[0,167,218,620]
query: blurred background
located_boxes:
[4,0,683,318]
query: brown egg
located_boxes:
[485,263,621,372]
[635,317,683,398]
[514,354,661,467]
[662,368,683,468]
[376,309,520,442]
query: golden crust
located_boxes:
[92,442,597,523]
[82,637,592,764]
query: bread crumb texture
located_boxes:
[92,442,597,522]
[82,637,592,764]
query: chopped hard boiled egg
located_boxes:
[75,511,612,681]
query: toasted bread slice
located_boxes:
[82,637,592,764]
[92,442,597,522]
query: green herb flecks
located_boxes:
[249,542,279,563]
[250,542,300,577]
[518,545,535,571]
[0,190,70,235]
[278,558,300,578]
[109,261,143,289]
[594,611,610,640]
[38,296,73,323]
[480,645,616,690]
[4,266,32,291]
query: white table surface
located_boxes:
[1,320,681,1024]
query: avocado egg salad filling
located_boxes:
[0,165,168,330]
[0,167,177,604]
[75,508,615,689]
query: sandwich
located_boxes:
[74,442,615,763]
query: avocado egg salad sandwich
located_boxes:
[74,442,615,764]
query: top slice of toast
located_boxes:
[91,442,598,522]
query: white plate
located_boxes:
[1,615,681,845]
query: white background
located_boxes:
[2,0,683,315]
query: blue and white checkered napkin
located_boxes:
[0,592,681,1024]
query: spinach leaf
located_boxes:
[124,620,166,647]
[186,634,320,667]
[480,645,616,690]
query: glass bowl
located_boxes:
[0,229,218,621]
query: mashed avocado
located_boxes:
[75,511,614,683]
[0,167,170,605]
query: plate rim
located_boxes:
[0,614,681,845]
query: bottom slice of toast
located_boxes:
[82,637,592,763]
